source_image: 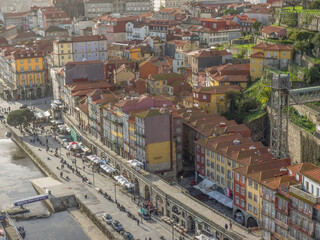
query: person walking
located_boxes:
[137,219,140,226]
[229,220,232,230]
[225,223,228,230]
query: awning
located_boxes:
[114,175,135,188]
[127,159,143,168]
[206,191,233,208]
[101,164,115,173]
[194,179,216,193]
[87,155,102,163]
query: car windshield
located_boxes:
[105,215,111,219]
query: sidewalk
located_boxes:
[10,124,189,240]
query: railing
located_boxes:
[290,184,320,204]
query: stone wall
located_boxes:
[293,104,319,125]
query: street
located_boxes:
[1,98,189,240]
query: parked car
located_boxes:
[19,104,27,109]
[138,208,151,220]
[123,231,134,240]
[111,220,123,232]
[102,213,113,224]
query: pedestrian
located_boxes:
[137,219,140,226]
[72,168,74,173]
[83,166,85,171]
[134,196,136,202]
[229,220,232,230]
[60,172,63,178]
[225,223,228,230]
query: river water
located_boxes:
[0,138,90,240]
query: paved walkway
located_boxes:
[0,98,260,240]
[4,120,189,238]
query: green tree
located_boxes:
[223,8,238,15]
[305,67,320,85]
[284,0,302,10]
[252,21,263,32]
[310,0,320,9]
[7,108,35,128]
[296,31,315,42]
[311,32,320,57]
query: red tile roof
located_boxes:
[261,25,286,34]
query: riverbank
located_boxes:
[0,123,109,240]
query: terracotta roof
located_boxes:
[252,42,292,52]
[68,80,112,92]
[261,25,286,34]
[78,102,88,114]
[250,52,264,58]
[193,85,241,94]
[4,12,28,18]
[194,49,232,58]
[287,162,315,176]
[302,167,320,184]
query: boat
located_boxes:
[17,227,25,239]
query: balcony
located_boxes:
[290,184,320,204]
[288,219,314,237]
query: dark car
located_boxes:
[0,115,4,120]
[19,104,27,109]
[111,220,123,232]
[123,231,134,240]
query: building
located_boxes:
[71,17,93,36]
[244,6,272,26]
[126,21,149,41]
[148,19,179,41]
[139,59,158,79]
[105,58,139,82]
[147,73,185,95]
[38,26,68,39]
[93,15,140,43]
[52,0,84,19]
[0,11,28,30]
[0,47,46,100]
[233,158,291,227]
[113,64,136,86]
[187,49,233,88]
[50,59,107,102]
[261,163,320,240]
[261,25,287,39]
[53,35,108,67]
[192,85,241,114]
[250,42,293,80]
[84,0,150,18]
[205,63,250,89]
[180,108,251,166]
[100,95,182,179]
[42,9,71,29]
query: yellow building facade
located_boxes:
[246,178,262,221]
[53,41,73,67]
[10,50,46,99]
[250,43,293,81]
[193,85,241,114]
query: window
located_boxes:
[217,164,220,172]
[20,60,24,64]
[221,156,224,163]
[236,184,239,192]
[236,173,239,181]
[203,95,207,99]
[248,203,252,212]
[20,67,24,72]
[248,191,252,199]
[252,59,254,63]
[254,207,257,215]
[35,65,39,71]
[236,196,239,204]
[197,155,200,162]
[254,182,258,190]
[254,194,258,202]
[241,199,245,207]
[201,156,204,164]
[211,151,214,158]
[241,187,245,196]
[248,179,252,187]
[283,52,286,56]
[207,150,210,157]
[217,154,220,161]
[201,147,204,154]
[211,162,214,169]
[28,66,32,71]
[207,159,210,166]
[228,158,231,166]
[241,176,245,183]
[251,67,255,71]
[221,166,224,174]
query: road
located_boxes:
[1,98,189,240]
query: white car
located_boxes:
[102,213,113,224]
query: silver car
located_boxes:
[102,213,113,224]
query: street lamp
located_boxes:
[114,182,117,203]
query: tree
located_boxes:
[252,21,263,32]
[284,0,301,10]
[296,31,315,42]
[223,8,238,15]
[305,66,320,85]
[311,32,320,57]
[7,108,35,128]
[310,0,320,9]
